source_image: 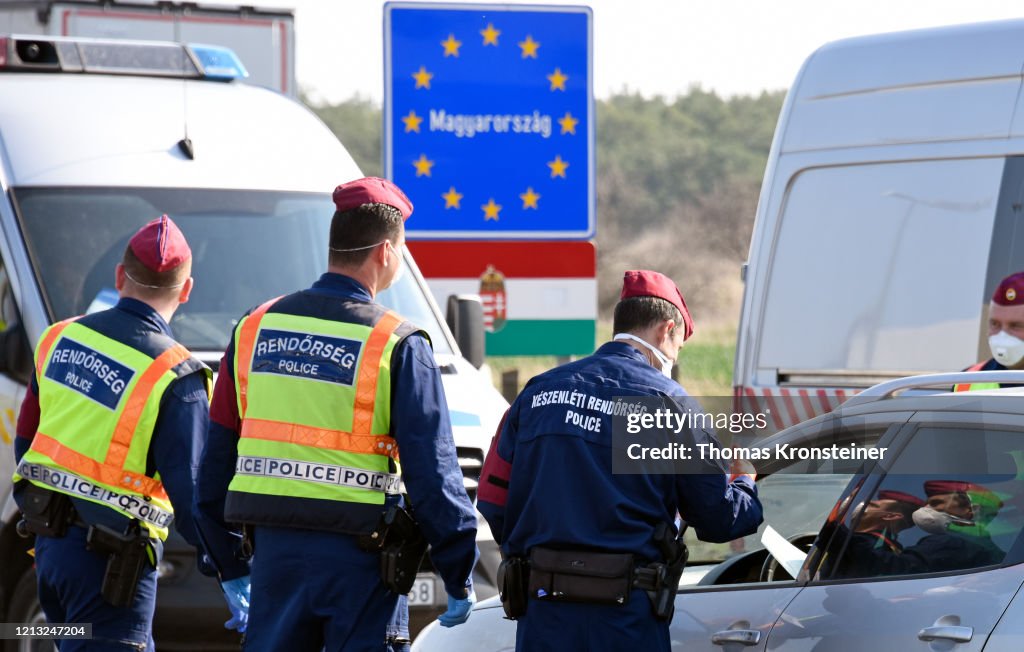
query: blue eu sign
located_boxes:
[384,3,594,240]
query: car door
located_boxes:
[668,411,911,652]
[766,407,1024,652]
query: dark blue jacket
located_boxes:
[479,341,763,562]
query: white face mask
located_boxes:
[912,506,973,535]
[989,330,1024,367]
[614,333,674,378]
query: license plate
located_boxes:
[407,574,437,606]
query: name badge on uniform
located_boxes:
[45,338,135,410]
[252,329,363,386]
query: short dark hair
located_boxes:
[121,246,190,298]
[328,203,404,267]
[613,296,683,336]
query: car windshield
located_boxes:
[685,473,853,564]
[12,187,453,355]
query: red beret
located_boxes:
[332,177,413,220]
[925,480,1003,509]
[993,271,1024,306]
[877,490,925,508]
[129,215,190,272]
[620,270,694,340]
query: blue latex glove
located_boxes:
[437,590,476,628]
[221,576,251,633]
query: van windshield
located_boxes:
[11,187,453,355]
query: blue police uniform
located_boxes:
[479,341,763,652]
[194,273,478,652]
[14,298,228,651]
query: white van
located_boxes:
[734,18,1024,430]
[0,35,505,646]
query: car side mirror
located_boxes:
[446,294,485,369]
[0,322,32,385]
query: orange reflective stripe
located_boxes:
[34,318,78,380]
[31,432,168,500]
[240,417,399,459]
[236,297,282,418]
[352,311,402,436]
[106,344,191,470]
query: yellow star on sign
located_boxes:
[482,198,502,221]
[413,154,434,177]
[518,35,540,59]
[441,33,462,57]
[412,66,433,89]
[480,22,501,46]
[558,112,579,135]
[548,155,569,178]
[520,187,541,209]
[401,110,423,133]
[547,68,568,91]
[442,186,463,209]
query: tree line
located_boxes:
[308,88,786,325]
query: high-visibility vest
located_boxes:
[953,361,1000,392]
[13,318,208,540]
[224,297,419,533]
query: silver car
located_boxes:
[414,372,1024,651]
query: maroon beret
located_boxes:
[332,177,413,220]
[993,271,1024,306]
[129,215,190,272]
[925,480,1002,508]
[877,490,925,508]
[620,270,694,340]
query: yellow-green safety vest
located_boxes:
[225,297,411,522]
[14,318,207,540]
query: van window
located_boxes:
[758,158,1002,374]
[11,187,453,355]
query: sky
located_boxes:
[208,0,1024,105]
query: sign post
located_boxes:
[385,3,595,355]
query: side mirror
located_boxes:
[0,322,32,385]
[446,294,485,369]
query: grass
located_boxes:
[486,321,736,400]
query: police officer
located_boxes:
[478,270,764,652]
[955,271,1024,391]
[12,216,247,651]
[193,177,478,651]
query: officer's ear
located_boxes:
[177,277,194,305]
[114,264,127,292]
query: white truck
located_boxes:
[0,34,505,649]
[0,0,295,95]
[734,18,1024,429]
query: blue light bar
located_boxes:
[188,43,248,81]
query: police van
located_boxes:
[0,35,506,648]
[734,18,1024,429]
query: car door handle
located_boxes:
[711,629,761,646]
[917,625,973,643]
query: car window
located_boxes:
[685,427,883,565]
[822,423,1024,580]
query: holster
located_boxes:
[641,521,689,621]
[497,556,529,619]
[360,505,428,595]
[527,547,635,606]
[16,482,75,538]
[85,521,151,608]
